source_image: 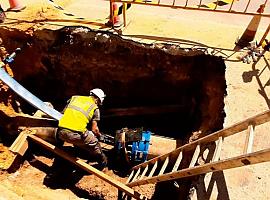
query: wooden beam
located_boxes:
[9,131,29,156]
[127,147,270,187]
[27,135,145,200]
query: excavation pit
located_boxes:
[0,26,226,141]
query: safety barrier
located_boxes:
[110,0,270,27]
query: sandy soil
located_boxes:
[0,0,270,199]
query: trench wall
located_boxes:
[0,27,226,140]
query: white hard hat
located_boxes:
[90,88,106,104]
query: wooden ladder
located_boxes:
[126,110,270,188]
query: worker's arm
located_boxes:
[91,108,102,138]
[92,120,101,138]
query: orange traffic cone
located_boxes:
[106,2,122,27]
[235,4,265,49]
[8,0,26,12]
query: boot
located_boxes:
[97,152,108,171]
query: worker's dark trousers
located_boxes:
[57,128,107,169]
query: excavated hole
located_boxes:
[0,26,227,199]
[0,26,226,141]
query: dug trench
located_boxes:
[0,26,226,199]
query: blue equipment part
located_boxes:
[131,131,151,162]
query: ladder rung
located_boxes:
[139,165,149,180]
[148,161,158,178]
[126,170,134,184]
[212,136,223,162]
[244,124,255,154]
[158,157,169,175]
[189,145,200,168]
[172,151,183,172]
[131,168,141,182]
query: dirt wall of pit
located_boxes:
[0,26,226,142]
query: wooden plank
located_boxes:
[189,145,200,168]
[172,151,183,172]
[243,125,255,154]
[28,135,145,200]
[158,157,169,176]
[9,131,29,156]
[148,161,158,178]
[212,137,223,162]
[139,165,149,180]
[127,147,270,187]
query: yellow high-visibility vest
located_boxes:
[59,96,98,132]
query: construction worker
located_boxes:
[57,88,108,170]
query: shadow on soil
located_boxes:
[242,52,270,108]
[25,143,111,200]
[152,142,230,200]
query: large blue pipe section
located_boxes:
[0,67,63,120]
